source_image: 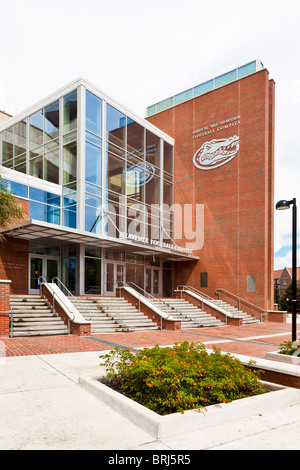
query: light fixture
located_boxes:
[276,198,297,341]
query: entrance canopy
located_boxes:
[0,219,198,262]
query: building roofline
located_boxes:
[0,76,174,144]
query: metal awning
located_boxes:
[0,220,198,261]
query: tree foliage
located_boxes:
[0,176,25,228]
[279,284,300,312]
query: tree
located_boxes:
[0,176,25,230]
[279,284,300,313]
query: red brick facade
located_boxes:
[147,69,275,311]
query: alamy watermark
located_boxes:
[99,199,204,254]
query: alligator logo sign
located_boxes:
[193,135,239,170]
[126,161,155,187]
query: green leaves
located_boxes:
[100,342,267,415]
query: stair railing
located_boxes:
[215,288,268,321]
[51,277,92,321]
[117,281,187,323]
[9,301,13,338]
[177,285,216,311]
[38,276,78,333]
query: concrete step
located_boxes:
[10,294,69,337]
[70,296,159,333]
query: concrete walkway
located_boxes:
[1,322,300,450]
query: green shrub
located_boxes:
[100,342,267,415]
[279,340,300,356]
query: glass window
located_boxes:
[85,256,101,294]
[85,141,102,186]
[146,131,160,168]
[29,187,60,205]
[14,120,27,157]
[163,180,172,206]
[194,79,214,97]
[107,153,125,194]
[163,141,173,175]
[145,175,160,206]
[215,70,237,88]
[86,90,102,136]
[106,104,125,149]
[126,160,145,202]
[44,100,59,142]
[29,200,60,224]
[238,61,256,78]
[30,156,43,179]
[63,141,77,183]
[2,127,14,162]
[127,119,144,158]
[4,180,28,198]
[157,97,173,113]
[85,205,102,233]
[44,149,59,184]
[30,110,44,149]
[174,88,193,105]
[63,90,77,134]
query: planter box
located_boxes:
[266,351,300,365]
[79,376,300,439]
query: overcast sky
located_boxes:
[0,0,299,270]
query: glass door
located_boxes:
[30,257,43,294]
[145,267,161,297]
[29,255,60,294]
[105,261,125,295]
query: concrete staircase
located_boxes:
[10,295,69,337]
[70,296,159,333]
[151,298,225,328]
[210,299,260,324]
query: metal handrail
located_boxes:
[38,276,77,323]
[51,277,92,321]
[117,281,189,323]
[9,301,13,338]
[215,288,268,321]
[177,285,216,303]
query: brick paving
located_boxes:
[0,322,294,360]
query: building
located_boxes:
[274,267,300,301]
[146,60,275,311]
[0,60,275,314]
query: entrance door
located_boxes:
[105,261,125,295]
[145,267,161,297]
[29,255,60,294]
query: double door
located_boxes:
[105,261,125,295]
[105,262,161,297]
[29,255,60,294]
[145,267,160,296]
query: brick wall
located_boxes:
[0,280,12,337]
[0,237,28,294]
[147,69,275,311]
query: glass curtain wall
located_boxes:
[85,90,103,234]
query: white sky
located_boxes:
[0,0,299,271]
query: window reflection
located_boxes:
[107,153,125,194]
[146,130,160,168]
[63,141,77,183]
[86,91,102,136]
[63,90,77,134]
[30,110,44,149]
[85,141,102,186]
[106,104,125,149]
[44,100,59,142]
[127,120,144,158]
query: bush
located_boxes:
[279,340,300,356]
[100,342,267,415]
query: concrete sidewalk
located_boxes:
[1,349,300,450]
